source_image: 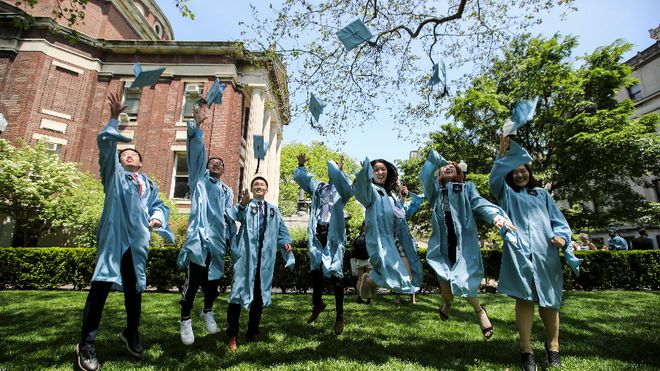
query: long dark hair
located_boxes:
[370,159,398,194]
[505,163,538,191]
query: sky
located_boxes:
[157,0,660,163]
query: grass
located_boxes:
[0,290,658,370]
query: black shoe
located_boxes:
[545,341,561,368]
[366,298,371,305]
[521,352,537,371]
[76,343,99,371]
[357,296,364,304]
[120,329,144,357]
[307,302,327,323]
[246,333,260,343]
[334,316,345,335]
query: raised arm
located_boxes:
[353,157,375,207]
[186,106,209,185]
[489,137,533,201]
[328,159,353,202]
[97,93,131,187]
[419,149,447,204]
[293,162,320,195]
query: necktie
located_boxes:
[259,201,267,243]
[132,173,143,196]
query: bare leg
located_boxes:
[438,280,453,317]
[539,306,560,351]
[466,296,492,338]
[516,299,535,353]
[400,256,416,304]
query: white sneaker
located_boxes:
[200,310,218,334]
[180,318,194,345]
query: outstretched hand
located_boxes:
[338,156,344,171]
[239,189,251,206]
[108,92,127,120]
[400,185,409,198]
[193,105,209,127]
[297,153,307,167]
[494,215,517,232]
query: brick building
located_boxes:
[0,0,289,226]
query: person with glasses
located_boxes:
[294,153,353,335]
[177,105,235,346]
[76,93,174,371]
[225,176,294,352]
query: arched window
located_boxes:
[154,22,163,38]
[134,1,145,16]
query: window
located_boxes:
[134,1,145,15]
[154,22,163,38]
[242,108,250,140]
[45,142,62,159]
[238,166,245,195]
[181,83,204,121]
[628,84,642,101]
[122,84,141,122]
[171,152,189,199]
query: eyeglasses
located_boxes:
[209,161,224,167]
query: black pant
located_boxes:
[311,224,344,317]
[80,248,141,346]
[179,254,220,318]
[445,211,457,267]
[226,269,263,337]
[311,269,344,317]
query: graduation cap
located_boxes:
[253,134,271,174]
[130,63,166,89]
[336,19,373,51]
[428,61,449,97]
[205,78,226,107]
[503,97,539,136]
[309,93,326,124]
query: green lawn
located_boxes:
[0,290,658,370]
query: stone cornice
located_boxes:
[110,0,159,40]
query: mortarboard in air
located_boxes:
[205,78,226,107]
[309,93,326,123]
[336,19,373,51]
[428,60,448,97]
[130,63,166,89]
[253,134,270,161]
[503,96,539,136]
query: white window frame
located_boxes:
[180,82,204,123]
[122,81,141,122]
[170,151,190,200]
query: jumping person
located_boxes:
[76,93,174,371]
[490,135,582,370]
[294,154,353,335]
[420,149,515,341]
[225,177,294,352]
[353,158,423,300]
[177,105,235,345]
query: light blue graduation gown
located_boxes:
[177,121,235,280]
[490,140,581,309]
[93,118,174,292]
[293,161,353,278]
[403,192,425,219]
[227,200,295,308]
[353,158,423,294]
[608,236,628,250]
[420,149,503,298]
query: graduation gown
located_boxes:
[489,140,581,309]
[177,121,235,280]
[420,149,502,298]
[353,158,423,294]
[293,161,353,278]
[227,200,295,308]
[93,118,174,292]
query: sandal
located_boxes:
[521,352,537,371]
[544,341,561,368]
[439,302,451,321]
[476,305,493,340]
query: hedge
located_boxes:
[1,246,658,292]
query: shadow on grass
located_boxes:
[0,290,658,370]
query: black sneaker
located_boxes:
[545,341,561,368]
[76,343,99,371]
[120,329,144,357]
[521,352,537,371]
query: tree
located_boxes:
[0,139,98,246]
[400,35,660,231]
[279,141,363,236]
[243,0,576,137]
